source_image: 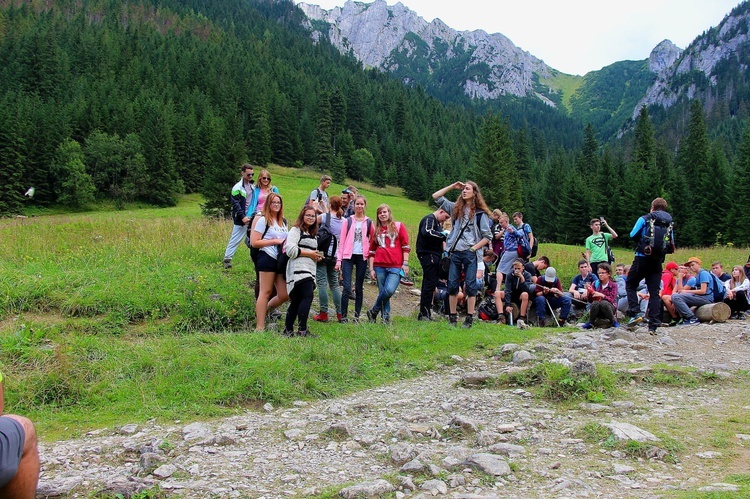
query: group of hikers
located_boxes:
[222,165,750,337]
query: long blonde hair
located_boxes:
[258,169,275,192]
[375,203,397,237]
[262,192,284,226]
[730,265,745,288]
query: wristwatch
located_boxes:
[469,247,477,253]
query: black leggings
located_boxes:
[285,278,315,332]
[726,291,748,315]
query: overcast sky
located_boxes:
[299,0,742,75]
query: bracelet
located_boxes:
[469,247,477,253]
[402,263,409,267]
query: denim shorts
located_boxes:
[0,417,25,488]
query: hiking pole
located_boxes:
[509,310,514,327]
[546,298,561,327]
[537,284,588,306]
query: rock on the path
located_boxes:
[697,483,740,492]
[512,350,534,365]
[613,463,635,474]
[450,415,480,433]
[152,464,178,478]
[463,453,512,476]
[36,477,85,497]
[604,422,659,442]
[421,479,448,495]
[462,372,493,386]
[389,442,417,465]
[339,479,396,498]
[487,442,526,456]
[696,451,723,459]
[182,422,211,442]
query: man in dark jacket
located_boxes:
[222,164,254,269]
[504,258,534,329]
[416,208,450,320]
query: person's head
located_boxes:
[535,256,550,270]
[257,169,272,190]
[347,185,358,196]
[492,208,503,221]
[543,266,557,284]
[329,195,344,218]
[596,262,612,283]
[512,212,524,225]
[375,203,393,226]
[577,259,590,275]
[499,213,510,228]
[483,250,497,263]
[651,197,668,212]
[453,181,490,219]
[665,262,678,276]
[241,163,254,181]
[340,189,350,206]
[711,261,724,277]
[590,218,601,233]
[684,256,702,273]
[262,193,284,224]
[615,263,626,276]
[353,195,367,215]
[434,208,450,223]
[731,265,744,283]
[296,206,318,235]
[512,258,525,275]
[319,175,332,190]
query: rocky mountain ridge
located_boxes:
[298,0,557,105]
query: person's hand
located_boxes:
[452,181,465,190]
[370,269,376,280]
[242,216,250,225]
[335,262,341,271]
[505,306,513,314]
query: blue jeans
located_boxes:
[534,294,572,322]
[672,293,712,320]
[448,250,478,297]
[372,267,401,321]
[341,255,367,319]
[316,260,341,314]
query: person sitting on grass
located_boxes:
[0,370,40,499]
[725,265,749,320]
[582,262,619,329]
[504,258,534,329]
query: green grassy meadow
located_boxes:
[1,165,748,440]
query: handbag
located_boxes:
[438,219,472,280]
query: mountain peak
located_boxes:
[649,39,682,73]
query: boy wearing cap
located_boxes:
[533,267,572,327]
[660,262,680,326]
[0,371,40,498]
[671,257,714,325]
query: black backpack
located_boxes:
[477,296,499,322]
[635,211,675,259]
[317,213,338,263]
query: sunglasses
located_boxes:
[260,176,271,180]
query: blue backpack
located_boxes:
[515,225,531,259]
[704,270,727,303]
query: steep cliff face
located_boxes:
[634,3,750,120]
[298,0,556,104]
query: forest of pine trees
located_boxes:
[1,0,749,247]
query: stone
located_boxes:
[611,401,635,411]
[487,442,526,456]
[697,483,740,492]
[152,464,178,478]
[400,459,425,472]
[613,463,635,474]
[496,424,515,433]
[36,477,85,497]
[284,429,305,440]
[262,402,274,412]
[421,479,448,495]
[464,453,512,476]
[610,339,630,348]
[339,479,396,498]
[500,343,520,353]
[450,415,480,433]
[604,422,659,442]
[696,451,723,459]
[512,350,534,365]
[182,422,212,442]
[327,422,352,438]
[139,452,166,472]
[579,403,610,413]
[119,424,139,435]
[571,360,597,376]
[569,337,597,349]
[462,372,493,385]
[389,442,417,465]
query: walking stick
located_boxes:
[546,297,561,327]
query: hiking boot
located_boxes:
[626,313,644,328]
[339,316,348,324]
[448,314,458,326]
[462,315,473,328]
[312,312,329,322]
[417,314,432,321]
[517,319,529,330]
[281,327,295,337]
[496,314,507,325]
[223,258,232,269]
[297,328,317,338]
[337,313,343,322]
[366,309,377,323]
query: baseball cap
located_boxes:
[683,257,702,267]
[544,267,557,283]
[665,262,678,271]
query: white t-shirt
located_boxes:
[253,216,288,259]
[352,220,364,255]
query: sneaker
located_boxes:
[626,313,644,327]
[281,327,295,337]
[399,275,414,286]
[366,309,377,323]
[417,314,432,321]
[297,328,317,338]
[462,315,474,328]
[448,314,458,326]
[312,312,329,322]
[268,309,283,321]
[613,321,620,328]
[666,318,679,327]
[581,322,592,329]
[648,328,657,336]
[337,313,343,322]
[339,317,348,324]
[223,258,232,269]
[684,317,701,325]
[382,317,391,325]
[738,312,747,320]
[517,319,529,330]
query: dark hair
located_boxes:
[294,206,319,236]
[590,218,600,226]
[512,211,523,219]
[536,256,550,267]
[651,197,668,211]
[597,262,612,276]
[241,163,254,172]
[513,258,525,266]
[578,259,589,267]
